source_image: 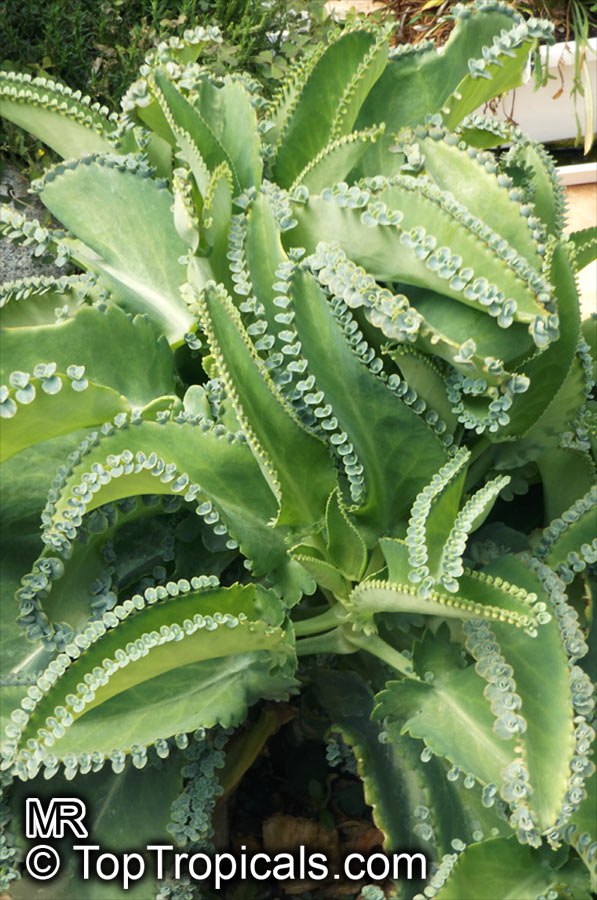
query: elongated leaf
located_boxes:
[565,760,596,891]
[442,37,542,129]
[153,71,262,194]
[503,136,566,237]
[388,347,459,433]
[535,486,597,581]
[289,268,446,538]
[377,556,580,835]
[8,583,296,765]
[197,282,336,530]
[409,288,534,369]
[357,7,541,133]
[199,162,234,287]
[0,275,96,328]
[0,71,115,157]
[346,561,539,634]
[493,242,581,450]
[485,557,576,831]
[292,181,550,329]
[243,193,289,336]
[19,497,166,635]
[325,489,367,581]
[36,156,192,342]
[377,670,512,789]
[537,447,596,522]
[401,449,469,588]
[41,418,291,581]
[568,226,597,272]
[291,125,384,194]
[410,128,543,270]
[313,668,428,854]
[313,666,508,866]
[272,28,388,187]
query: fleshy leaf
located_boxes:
[5,583,296,768]
[196,281,336,530]
[35,155,192,343]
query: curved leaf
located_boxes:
[196,281,337,530]
[6,583,296,767]
[36,156,192,342]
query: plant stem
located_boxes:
[293,603,345,636]
[345,631,417,679]
[295,627,357,657]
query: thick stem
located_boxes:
[296,627,357,657]
[345,631,417,679]
[293,603,346,637]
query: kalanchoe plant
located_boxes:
[0,4,596,898]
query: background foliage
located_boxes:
[0,0,328,166]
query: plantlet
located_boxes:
[0,4,595,898]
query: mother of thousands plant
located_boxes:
[0,3,595,898]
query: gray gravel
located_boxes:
[1,163,61,283]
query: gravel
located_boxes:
[1,163,61,283]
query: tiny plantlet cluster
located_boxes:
[0,3,595,898]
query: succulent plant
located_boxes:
[0,5,595,898]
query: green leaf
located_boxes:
[377,556,579,835]
[534,485,597,583]
[291,125,384,194]
[383,454,509,594]
[36,156,192,343]
[442,38,540,130]
[314,668,510,865]
[272,28,389,187]
[537,448,596,522]
[10,584,296,763]
[199,162,234,287]
[436,837,591,900]
[402,448,469,588]
[346,561,539,635]
[485,557,576,831]
[243,192,290,337]
[153,70,262,194]
[313,668,427,853]
[292,180,550,328]
[0,430,90,536]
[357,7,537,133]
[503,137,566,238]
[569,226,597,272]
[288,267,447,538]
[0,275,96,328]
[375,640,514,789]
[0,70,115,158]
[0,375,129,462]
[410,128,543,270]
[565,758,596,891]
[326,489,367,581]
[409,288,534,371]
[493,242,581,452]
[290,548,349,599]
[1,302,176,407]
[18,497,163,635]
[41,418,292,582]
[197,281,336,530]
[387,347,459,434]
